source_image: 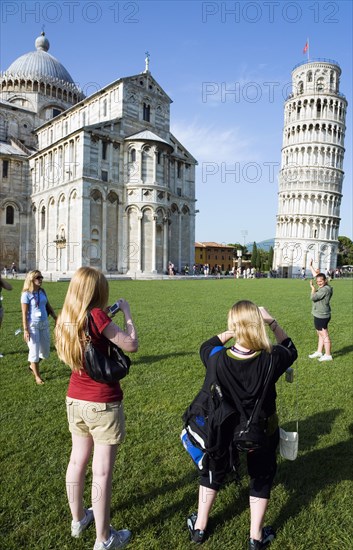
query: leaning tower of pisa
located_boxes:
[273,59,347,277]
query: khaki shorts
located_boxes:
[66,398,125,445]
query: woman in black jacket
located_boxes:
[187,300,297,550]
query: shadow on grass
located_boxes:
[187,408,352,539]
[111,469,198,527]
[332,344,353,358]
[274,409,352,530]
[121,408,352,538]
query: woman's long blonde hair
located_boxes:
[227,300,272,353]
[22,270,43,293]
[55,267,109,372]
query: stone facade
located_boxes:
[273,59,348,277]
[0,34,196,277]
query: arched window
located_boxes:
[41,206,45,230]
[143,103,150,122]
[131,148,136,162]
[6,205,14,225]
[317,78,324,92]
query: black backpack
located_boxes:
[182,347,239,473]
[232,356,273,451]
[182,349,274,473]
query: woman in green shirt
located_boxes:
[308,273,333,362]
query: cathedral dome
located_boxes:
[4,32,75,85]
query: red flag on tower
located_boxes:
[303,41,308,54]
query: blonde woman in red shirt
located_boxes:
[55,267,138,550]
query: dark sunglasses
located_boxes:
[34,276,44,280]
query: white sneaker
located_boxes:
[71,507,94,538]
[94,528,132,549]
[318,354,333,362]
[308,351,323,359]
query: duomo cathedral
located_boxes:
[0,33,196,276]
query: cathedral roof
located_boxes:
[0,141,28,156]
[125,130,170,145]
[3,33,76,86]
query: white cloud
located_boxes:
[171,119,254,163]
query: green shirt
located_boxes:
[311,284,333,318]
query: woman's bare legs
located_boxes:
[317,328,331,356]
[29,361,44,384]
[92,443,118,543]
[194,485,218,531]
[249,496,269,541]
[66,434,94,522]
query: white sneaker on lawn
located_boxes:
[93,528,132,549]
[308,351,323,359]
[71,507,94,538]
[318,354,333,362]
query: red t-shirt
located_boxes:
[67,308,124,403]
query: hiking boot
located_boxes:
[93,528,132,549]
[249,526,276,549]
[318,354,333,362]
[71,507,94,538]
[308,351,322,359]
[187,513,206,544]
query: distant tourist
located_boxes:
[168,261,175,276]
[308,272,333,362]
[21,270,57,384]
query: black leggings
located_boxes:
[200,428,279,499]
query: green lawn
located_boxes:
[0,278,352,549]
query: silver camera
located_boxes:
[109,301,120,316]
[285,367,294,383]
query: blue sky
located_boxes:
[1,0,352,244]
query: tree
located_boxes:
[251,242,258,267]
[256,249,261,270]
[268,246,274,269]
[337,236,353,266]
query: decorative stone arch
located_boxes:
[90,188,103,202]
[141,96,151,123]
[170,202,179,214]
[316,77,325,92]
[68,188,78,201]
[8,95,34,111]
[39,103,65,120]
[1,200,19,226]
[89,225,101,266]
[38,199,46,231]
[1,198,23,213]
[107,190,119,204]
[58,192,66,204]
